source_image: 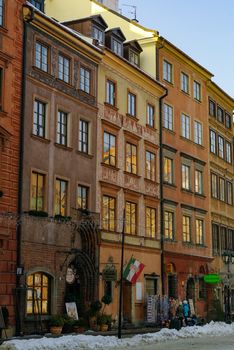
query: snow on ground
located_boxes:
[1,322,234,350]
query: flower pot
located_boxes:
[100,324,108,332]
[89,316,97,330]
[50,326,63,335]
[74,326,85,334]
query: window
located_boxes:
[125,201,136,235]
[58,54,70,83]
[219,178,225,201]
[227,181,233,205]
[80,67,90,94]
[181,72,189,93]
[106,80,116,106]
[77,185,88,210]
[35,42,48,72]
[0,0,3,26]
[218,135,224,158]
[212,224,219,255]
[145,278,157,297]
[57,111,68,146]
[210,130,216,154]
[182,215,191,242]
[102,195,115,231]
[128,92,136,117]
[146,207,156,238]
[93,26,104,44]
[26,272,50,315]
[163,60,172,83]
[126,142,137,174]
[164,104,173,131]
[164,211,174,240]
[181,113,190,139]
[112,39,122,56]
[31,172,45,211]
[193,81,201,101]
[211,173,218,199]
[129,50,139,66]
[195,169,203,195]
[55,178,68,216]
[33,100,46,138]
[0,68,3,110]
[147,104,155,128]
[181,164,190,190]
[225,113,232,129]
[164,157,173,184]
[145,151,155,181]
[226,141,232,164]
[196,219,204,245]
[103,131,116,166]
[217,106,224,123]
[209,99,216,117]
[194,121,202,145]
[220,226,227,252]
[79,120,89,153]
[30,0,44,11]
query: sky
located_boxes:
[119,0,234,98]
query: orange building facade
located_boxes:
[158,39,213,317]
[0,0,24,332]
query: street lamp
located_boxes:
[222,250,234,323]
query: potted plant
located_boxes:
[89,300,102,330]
[73,318,85,333]
[49,315,65,335]
[97,314,108,332]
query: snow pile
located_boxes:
[1,322,234,350]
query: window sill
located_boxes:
[163,79,174,87]
[195,192,206,199]
[104,102,119,111]
[164,238,177,243]
[0,110,8,118]
[56,78,73,88]
[54,143,73,151]
[126,113,139,122]
[25,315,51,322]
[101,162,120,171]
[181,188,193,194]
[78,89,94,98]
[31,134,50,144]
[181,90,190,97]
[76,150,94,159]
[0,26,8,34]
[144,177,157,184]
[194,98,202,104]
[124,171,141,179]
[146,123,156,131]
[163,182,176,188]
[32,65,53,78]
[163,127,175,135]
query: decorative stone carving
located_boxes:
[124,174,139,191]
[103,107,122,128]
[145,181,159,197]
[102,166,118,183]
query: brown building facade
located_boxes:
[157,38,214,317]
[0,0,24,332]
[18,4,102,334]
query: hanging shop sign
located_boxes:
[102,256,117,281]
[204,273,221,284]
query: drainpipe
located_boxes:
[159,89,168,296]
[16,8,34,336]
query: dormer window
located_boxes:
[29,0,44,12]
[93,26,104,44]
[105,28,126,57]
[112,38,122,56]
[124,40,142,67]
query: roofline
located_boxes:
[24,2,103,59]
[91,0,158,36]
[105,47,166,93]
[62,14,108,28]
[159,36,214,78]
[208,80,234,106]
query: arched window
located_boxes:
[26,272,50,315]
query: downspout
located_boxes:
[16,8,34,336]
[159,89,168,296]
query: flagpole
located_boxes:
[118,208,125,339]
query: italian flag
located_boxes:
[123,257,145,284]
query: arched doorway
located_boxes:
[167,263,177,299]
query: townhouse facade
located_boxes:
[17,3,103,334]
[207,82,234,318]
[0,0,24,334]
